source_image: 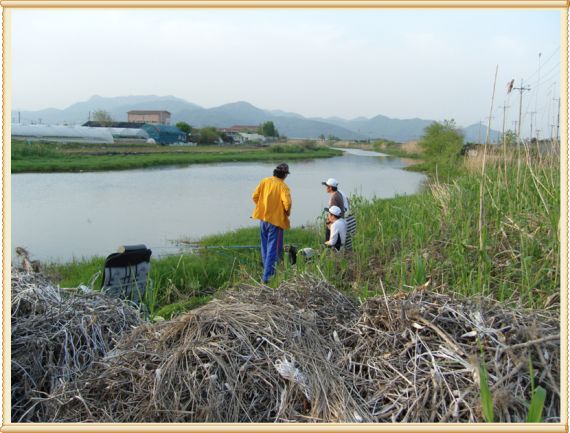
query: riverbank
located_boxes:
[11,140,342,172]
[42,143,560,318]
[44,225,323,318]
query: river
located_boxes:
[12,148,426,262]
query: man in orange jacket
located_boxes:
[252,163,292,283]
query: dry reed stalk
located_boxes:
[43,275,559,423]
[401,141,422,155]
[342,290,559,422]
[47,275,367,423]
[11,268,142,422]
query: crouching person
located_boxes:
[324,206,346,251]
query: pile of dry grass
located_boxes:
[11,268,142,422]
[343,290,560,422]
[44,275,560,423]
[47,276,367,422]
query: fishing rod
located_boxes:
[148,243,261,258]
[174,241,260,250]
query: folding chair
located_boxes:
[344,214,357,252]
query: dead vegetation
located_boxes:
[11,268,142,422]
[32,274,560,423]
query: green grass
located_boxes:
[200,225,322,248]
[44,146,560,316]
[44,224,324,318]
[11,140,342,173]
[340,150,559,306]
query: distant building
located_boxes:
[127,110,171,125]
[239,133,267,143]
[141,124,186,145]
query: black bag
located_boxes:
[101,244,152,304]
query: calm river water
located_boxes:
[12,148,426,262]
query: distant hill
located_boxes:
[13,95,201,126]
[462,123,502,143]
[13,95,501,142]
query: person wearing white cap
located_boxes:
[322,178,345,217]
[324,205,347,251]
[322,177,350,244]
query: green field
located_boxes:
[11,140,342,172]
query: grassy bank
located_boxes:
[43,141,560,316]
[45,225,323,318]
[11,140,342,173]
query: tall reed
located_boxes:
[345,145,559,306]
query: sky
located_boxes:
[11,8,563,135]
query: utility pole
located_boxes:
[18,111,21,123]
[555,97,560,144]
[529,111,536,141]
[513,79,531,139]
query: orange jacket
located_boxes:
[252,176,292,229]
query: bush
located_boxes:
[419,119,463,161]
[418,119,464,179]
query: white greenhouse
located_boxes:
[107,128,149,140]
[12,124,114,144]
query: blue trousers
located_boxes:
[260,221,284,283]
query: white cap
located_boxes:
[328,205,342,217]
[322,178,339,187]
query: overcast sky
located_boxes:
[11,9,562,133]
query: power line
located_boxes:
[534,68,561,89]
[524,46,560,82]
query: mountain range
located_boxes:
[12,95,501,143]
